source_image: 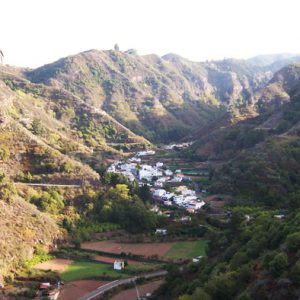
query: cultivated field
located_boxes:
[82,240,207,261]
[59,280,109,300]
[82,241,174,257]
[111,280,163,300]
[33,259,73,272]
[164,240,207,260]
[60,261,128,282]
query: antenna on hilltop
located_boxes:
[0,50,4,65]
[114,44,120,51]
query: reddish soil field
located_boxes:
[59,280,109,300]
[33,259,73,272]
[94,255,140,265]
[82,241,174,257]
[111,280,163,300]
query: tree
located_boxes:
[31,118,44,135]
[139,184,152,203]
[290,258,300,283]
[0,146,10,161]
[269,252,288,277]
[114,44,120,51]
[98,184,156,233]
[286,232,300,251]
[179,288,211,300]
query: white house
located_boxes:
[187,200,205,210]
[173,195,184,202]
[114,260,125,270]
[155,229,168,235]
[182,189,196,196]
[136,150,155,156]
[153,189,166,197]
[165,169,173,176]
[156,162,164,168]
[139,169,153,181]
[164,200,172,206]
[154,181,164,188]
[192,256,203,263]
[170,176,182,183]
[107,165,116,172]
[162,193,174,200]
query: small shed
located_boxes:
[114,260,125,270]
[155,229,168,235]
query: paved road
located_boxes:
[15,182,82,188]
[79,270,167,300]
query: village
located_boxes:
[107,148,206,215]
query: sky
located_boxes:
[1,0,300,68]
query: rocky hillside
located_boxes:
[23,50,297,142]
[0,194,62,277]
[187,63,300,204]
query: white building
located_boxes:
[162,193,174,200]
[187,200,205,210]
[136,150,155,156]
[114,260,125,270]
[107,165,116,172]
[154,181,164,188]
[156,162,164,168]
[170,176,182,183]
[153,189,166,197]
[165,169,173,176]
[139,169,153,181]
[182,189,196,196]
[155,229,168,235]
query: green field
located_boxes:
[60,261,129,281]
[60,260,161,281]
[164,240,207,260]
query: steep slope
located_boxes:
[24,50,284,142]
[186,63,300,205]
[0,191,62,277]
[0,79,102,183]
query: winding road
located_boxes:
[79,270,167,300]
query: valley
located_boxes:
[1,49,300,300]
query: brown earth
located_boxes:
[81,241,174,257]
[111,280,163,300]
[33,259,73,272]
[58,280,109,300]
[94,256,140,265]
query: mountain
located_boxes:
[247,53,300,67]
[186,63,300,205]
[1,50,300,280]
[24,49,289,142]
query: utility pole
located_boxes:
[132,277,140,300]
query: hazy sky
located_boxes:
[1,0,300,68]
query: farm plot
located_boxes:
[164,240,208,260]
[59,280,109,300]
[60,261,129,282]
[111,280,163,300]
[82,241,174,257]
[33,259,73,272]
